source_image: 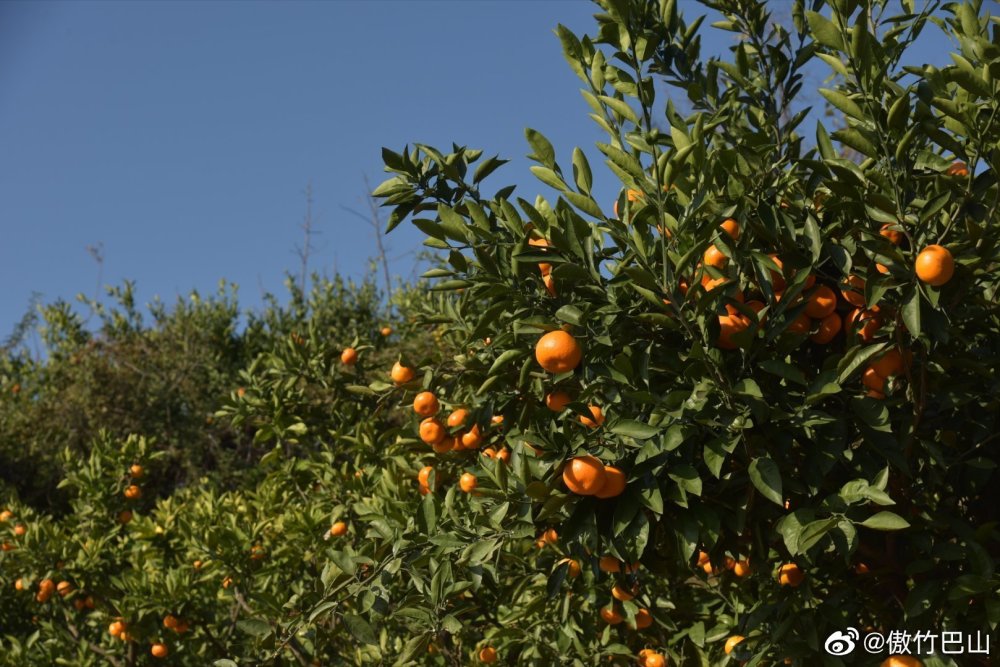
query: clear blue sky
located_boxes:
[0,1,955,340]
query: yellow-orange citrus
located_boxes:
[579,404,605,429]
[412,391,439,417]
[418,418,445,445]
[340,347,357,365]
[545,390,571,412]
[915,244,954,286]
[810,312,842,344]
[562,455,607,495]
[594,466,626,498]
[777,562,805,587]
[805,285,837,318]
[459,472,477,493]
[535,330,582,373]
[725,635,746,655]
[390,361,416,385]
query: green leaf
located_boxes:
[748,457,783,506]
[599,95,640,124]
[572,147,592,194]
[342,614,378,645]
[860,512,911,531]
[236,619,272,638]
[798,518,838,552]
[819,88,865,121]
[611,420,660,439]
[525,128,556,168]
[902,288,921,338]
[806,11,845,51]
[530,166,568,192]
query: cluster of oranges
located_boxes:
[107,618,171,658]
[696,550,751,578]
[1,508,21,552]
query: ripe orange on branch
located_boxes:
[915,244,954,286]
[562,455,607,495]
[535,330,582,374]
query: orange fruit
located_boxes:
[720,218,740,239]
[804,285,837,318]
[380,326,392,336]
[461,424,482,449]
[250,545,265,561]
[418,418,446,445]
[871,349,904,377]
[545,390,571,412]
[163,615,180,630]
[481,447,497,459]
[915,244,954,286]
[733,560,751,577]
[412,391,439,417]
[876,262,890,274]
[717,314,750,349]
[13,524,26,536]
[880,223,903,245]
[854,562,871,575]
[459,472,477,493]
[846,308,881,342]
[701,274,730,294]
[390,361,416,385]
[490,414,504,426]
[535,330,582,373]
[542,273,557,297]
[543,528,559,544]
[236,386,246,398]
[124,485,141,500]
[600,605,623,624]
[611,583,637,601]
[117,510,133,524]
[840,275,866,307]
[946,161,968,177]
[768,254,786,291]
[57,581,73,597]
[14,578,25,591]
[478,646,498,663]
[579,405,605,429]
[330,521,347,537]
[725,635,746,655]
[496,447,510,463]
[644,653,666,667]
[696,550,711,566]
[417,466,435,489]
[340,347,358,365]
[599,556,621,573]
[562,455,607,495]
[108,620,126,637]
[786,312,812,335]
[447,408,470,428]
[151,643,168,659]
[594,466,626,498]
[703,245,727,269]
[0,510,12,522]
[724,556,736,570]
[129,464,144,479]
[777,562,805,587]
[633,608,653,629]
[222,577,233,589]
[881,657,923,667]
[862,366,885,392]
[558,557,581,578]
[810,312,842,344]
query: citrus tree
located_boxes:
[2,0,999,666]
[369,0,1000,664]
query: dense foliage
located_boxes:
[2,0,999,665]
